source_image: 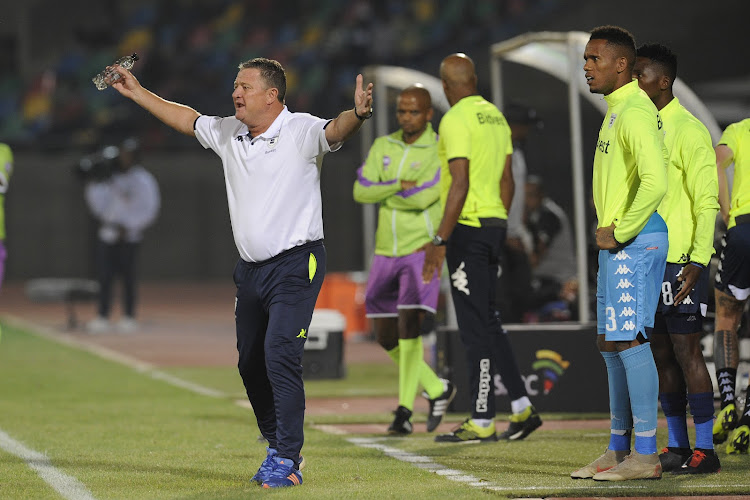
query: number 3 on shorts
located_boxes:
[605,306,617,331]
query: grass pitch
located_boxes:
[1,320,748,499]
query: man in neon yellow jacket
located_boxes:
[633,43,720,474]
[0,143,12,292]
[354,85,456,435]
[571,25,668,481]
[712,116,750,456]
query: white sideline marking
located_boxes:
[2,315,226,398]
[309,424,348,436]
[344,436,499,490]
[148,371,225,398]
[315,427,750,495]
[310,428,501,491]
[0,429,97,500]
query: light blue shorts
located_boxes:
[597,213,668,341]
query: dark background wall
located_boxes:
[4,147,365,280]
[2,0,748,282]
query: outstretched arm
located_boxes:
[325,74,374,145]
[107,65,200,136]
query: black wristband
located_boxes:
[354,106,373,120]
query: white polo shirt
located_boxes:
[195,107,338,262]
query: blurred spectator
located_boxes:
[504,102,543,258]
[496,102,542,323]
[21,70,56,135]
[523,175,578,321]
[1,0,546,151]
[84,138,160,333]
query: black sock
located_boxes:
[716,368,737,408]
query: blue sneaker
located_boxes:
[262,456,303,488]
[250,447,277,485]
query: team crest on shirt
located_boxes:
[410,161,421,169]
[383,156,391,170]
[268,136,279,149]
[608,114,617,128]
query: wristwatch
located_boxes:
[354,106,373,120]
[432,235,447,246]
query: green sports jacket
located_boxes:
[353,124,442,257]
[657,97,719,266]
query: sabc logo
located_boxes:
[532,350,570,395]
[493,349,572,397]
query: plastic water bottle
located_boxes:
[92,53,139,90]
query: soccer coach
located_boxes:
[104,57,373,489]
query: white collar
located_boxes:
[248,106,289,144]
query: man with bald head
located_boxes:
[423,53,542,443]
[355,85,456,435]
[570,26,668,481]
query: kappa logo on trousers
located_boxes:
[451,262,470,295]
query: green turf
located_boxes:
[163,365,610,426]
[165,361,400,399]
[0,322,490,499]
[1,319,749,499]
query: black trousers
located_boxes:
[446,223,527,420]
[233,240,325,463]
[96,240,138,318]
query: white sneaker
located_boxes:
[117,317,139,333]
[592,450,662,481]
[571,448,629,479]
[86,316,111,334]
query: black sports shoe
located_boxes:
[425,379,457,432]
[498,405,542,440]
[387,405,413,435]
[673,449,721,475]
[658,446,692,472]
